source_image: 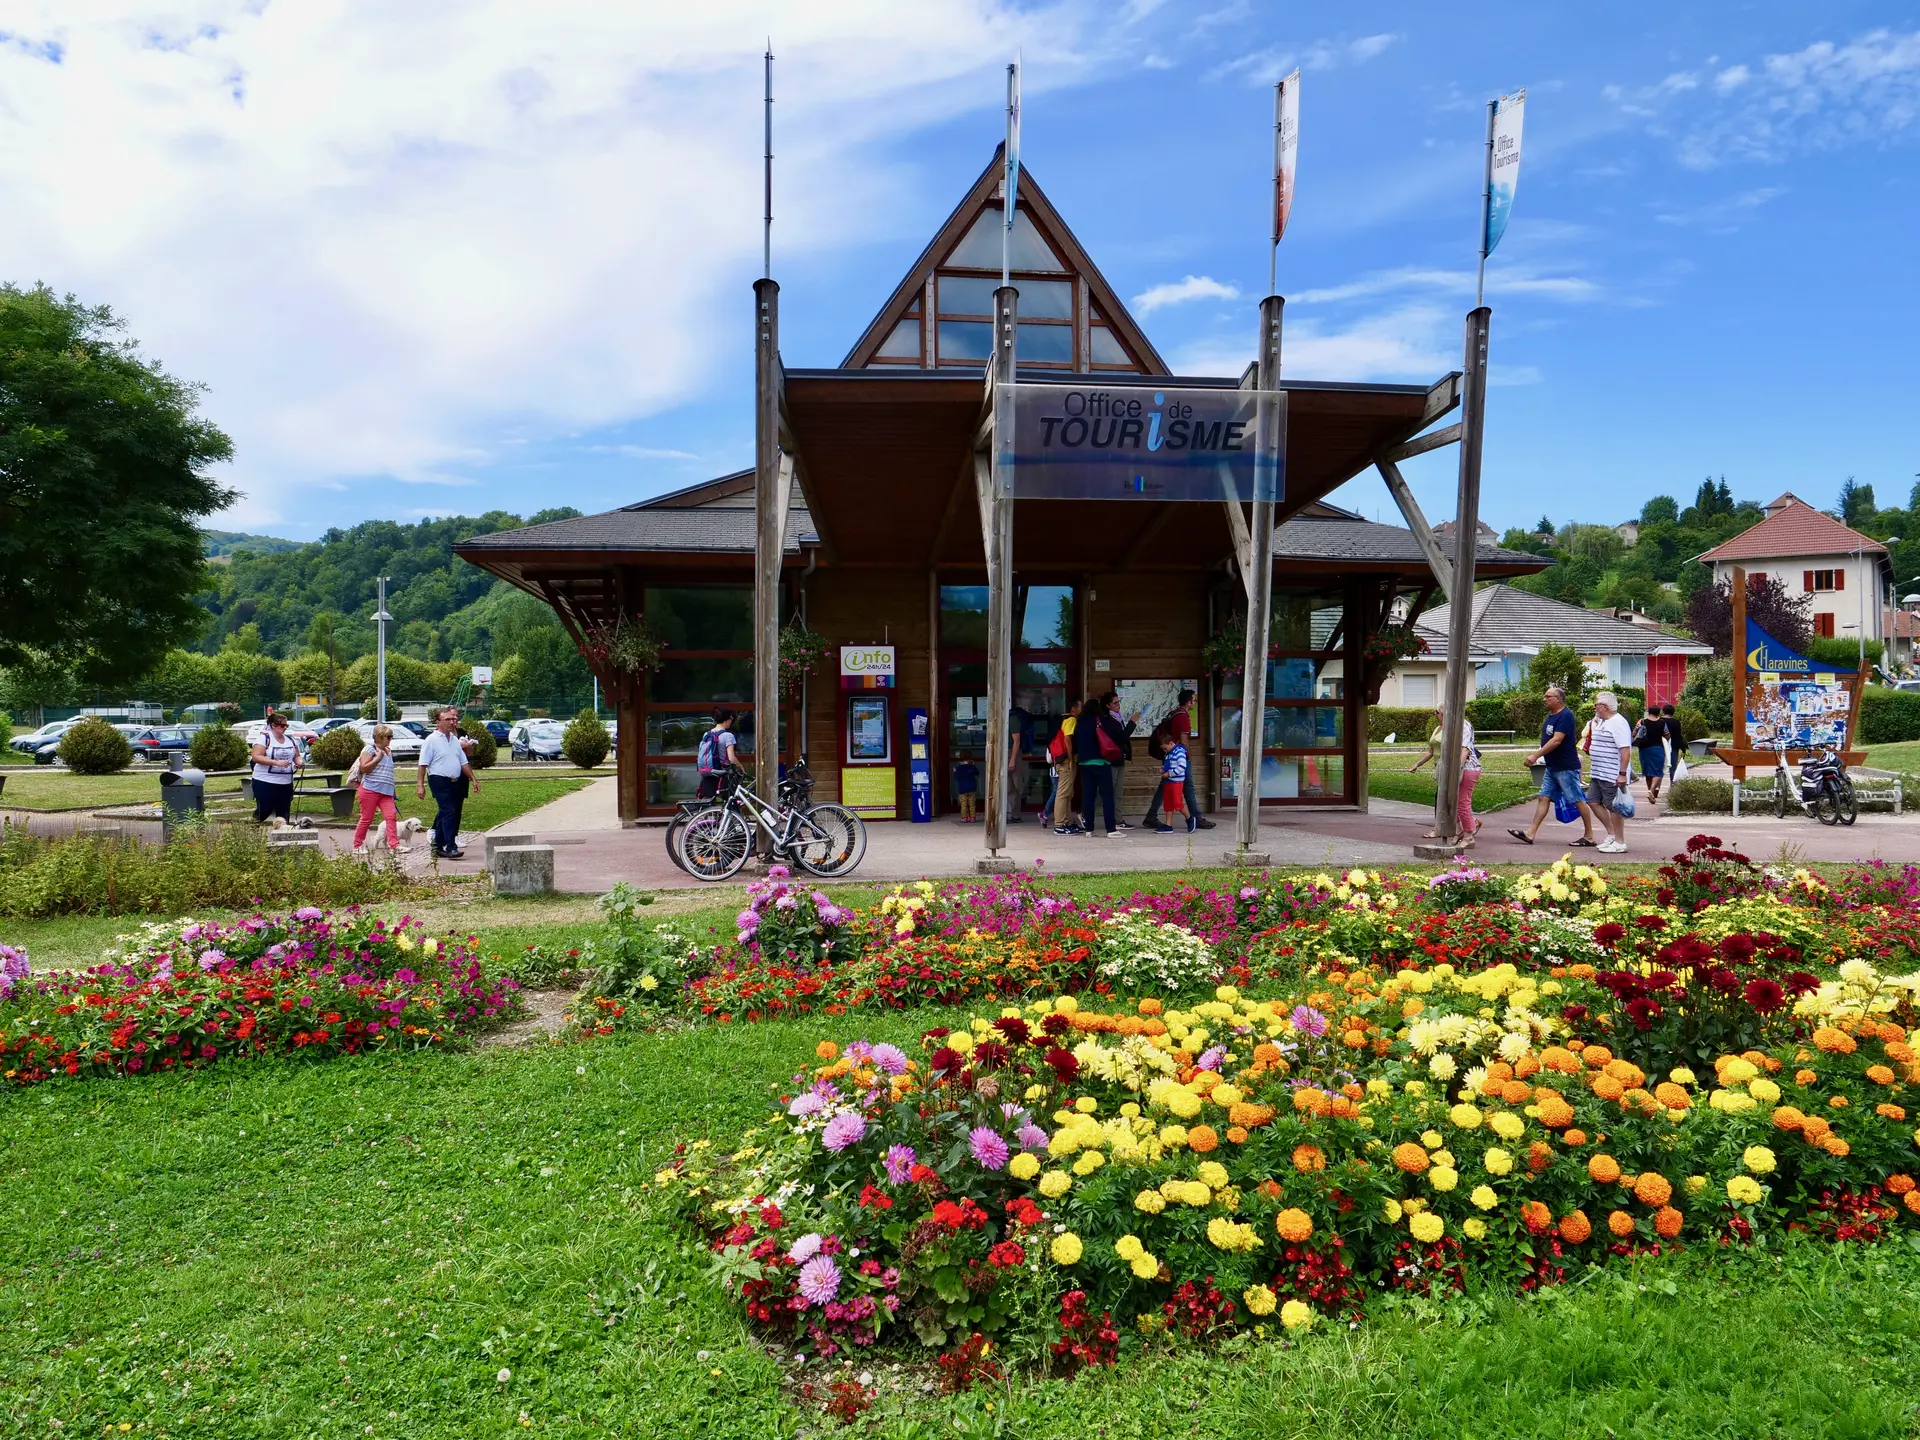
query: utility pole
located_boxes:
[374,578,391,722]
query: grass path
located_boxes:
[5,1019,1919,1438]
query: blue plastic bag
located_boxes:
[1552,793,1582,825]
[1611,787,1637,819]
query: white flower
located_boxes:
[497,1369,512,1383]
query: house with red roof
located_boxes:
[1694,493,1897,651]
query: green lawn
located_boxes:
[1368,769,1537,812]
[1862,739,1920,771]
[0,768,189,808]
[6,1017,1920,1439]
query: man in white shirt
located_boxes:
[417,707,480,858]
[1585,692,1635,854]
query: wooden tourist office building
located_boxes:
[456,152,1548,827]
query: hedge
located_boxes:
[1367,706,1436,743]
[1861,688,1920,744]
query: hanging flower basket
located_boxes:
[1200,616,1280,677]
[577,616,666,676]
[1360,623,1429,704]
[779,623,834,698]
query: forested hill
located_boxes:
[201,529,302,558]
[193,509,582,664]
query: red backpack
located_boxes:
[1047,726,1070,762]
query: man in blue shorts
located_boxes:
[1508,684,1597,846]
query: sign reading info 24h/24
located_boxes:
[997,384,1285,503]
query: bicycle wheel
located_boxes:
[664,810,692,873]
[1813,778,1841,826]
[678,808,752,881]
[1771,777,1787,819]
[1828,777,1857,827]
[789,803,867,878]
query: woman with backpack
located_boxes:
[1075,694,1131,837]
[1045,699,1083,834]
[695,708,740,800]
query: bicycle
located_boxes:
[1768,736,1856,826]
[677,762,867,880]
[664,759,818,873]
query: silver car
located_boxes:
[509,720,566,761]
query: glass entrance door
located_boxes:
[940,582,1076,816]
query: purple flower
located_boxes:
[968,1126,1010,1171]
[1197,1045,1228,1072]
[870,1043,908,1076]
[821,1112,867,1152]
[1015,1123,1048,1151]
[768,865,790,880]
[295,907,323,921]
[735,910,759,930]
[181,925,203,943]
[811,891,830,908]
[197,949,226,973]
[1290,1005,1329,1038]
[797,1254,840,1305]
[788,1093,826,1118]
[883,1144,916,1185]
[775,893,797,911]
[789,1232,824,1263]
[845,1040,874,1062]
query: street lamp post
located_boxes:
[374,577,392,723]
[1861,537,1901,672]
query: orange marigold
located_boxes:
[1528,1141,1554,1173]
[1230,1102,1276,1129]
[1257,1179,1285,1199]
[816,1041,840,1060]
[1292,1144,1327,1173]
[1633,1172,1673,1208]
[1800,1114,1832,1141]
[1567,964,1598,980]
[1591,1074,1627,1102]
[1772,1105,1806,1131]
[1250,1042,1283,1067]
[1227,1125,1249,1144]
[1607,1209,1636,1238]
[1275,1208,1314,1243]
[1653,1082,1692,1110]
[1563,1128,1589,1147]
[1886,1041,1916,1064]
[1392,1142,1430,1174]
[1188,1125,1220,1153]
[1341,1029,1369,1049]
[1654,1206,1683,1239]
[1559,1209,1593,1244]
[1512,1054,1543,1080]
[1501,1080,1534,1105]
[1342,1082,1364,1101]
[1795,1068,1818,1086]
[1604,1059,1647,1087]
[1587,1153,1623,1184]
[1137,998,1163,1016]
[1583,1045,1615,1069]
[1822,1135,1850,1158]
[1906,1191,1920,1218]
[1536,1096,1575,1129]
[1540,1046,1582,1074]
[1485,1061,1515,1083]
[1328,1096,1360,1120]
[1813,1027,1857,1055]
[1878,1104,1908,1122]
[1866,1065,1896,1085]
[1829,1095,1850,1109]
[1876,1022,1906,1042]
[1521,1200,1553,1235]
[1292,1088,1331,1117]
[1887,1174,1916,1195]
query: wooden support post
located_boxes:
[753,278,783,844]
[1731,564,1748,784]
[1375,457,1455,598]
[1233,296,1283,862]
[1425,306,1491,857]
[979,286,1018,865]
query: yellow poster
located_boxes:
[841,767,897,819]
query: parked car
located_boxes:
[313,717,359,736]
[235,720,320,747]
[509,720,566,761]
[346,718,422,759]
[1892,679,1920,694]
[11,718,79,755]
[483,719,511,744]
[125,726,195,761]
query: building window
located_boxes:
[1814,612,1836,638]
[1402,673,1437,706]
[1805,568,1843,592]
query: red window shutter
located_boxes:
[1835,569,1844,591]
[1751,571,1764,585]
[1804,570,1814,591]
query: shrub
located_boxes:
[1366,706,1436,743]
[562,709,610,768]
[1091,908,1217,993]
[214,702,243,726]
[1680,656,1733,730]
[1666,777,1732,813]
[0,709,13,736]
[1808,635,1881,670]
[309,725,365,771]
[1860,688,1920,744]
[57,717,132,774]
[188,724,248,772]
[358,697,401,720]
[1676,705,1709,743]
[489,707,513,722]
[459,715,498,769]
[1505,692,1546,740]
[1526,643,1590,705]
[1464,696,1510,734]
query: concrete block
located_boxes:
[493,844,555,896]
[1223,849,1272,868]
[973,854,1019,874]
[267,829,321,849]
[1412,840,1472,862]
[74,823,126,841]
[485,832,535,870]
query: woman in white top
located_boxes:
[348,724,407,854]
[1408,707,1484,845]
[249,713,302,823]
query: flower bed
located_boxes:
[0,909,521,1087]
[662,950,1920,1369]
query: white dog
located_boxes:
[355,816,425,856]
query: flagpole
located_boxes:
[1002,58,1020,290]
[1268,79,1282,297]
[763,42,774,281]
[1475,97,1495,307]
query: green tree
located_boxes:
[1526,643,1591,705]
[0,285,234,685]
[1837,477,1876,529]
[489,654,528,709]
[514,627,591,701]
[1639,495,1678,526]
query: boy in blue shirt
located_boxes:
[953,758,980,822]
[1154,735,1192,833]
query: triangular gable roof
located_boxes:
[1415,584,1713,657]
[840,145,1168,374]
[1695,498,1887,564]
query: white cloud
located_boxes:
[1654,185,1786,229]
[1290,266,1599,306]
[1214,31,1400,85]
[0,1,1145,520]
[582,444,703,460]
[1131,274,1240,315]
[1172,303,1456,384]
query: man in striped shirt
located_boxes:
[1585,691,1635,854]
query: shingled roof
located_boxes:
[1272,516,1544,567]
[1416,584,1713,657]
[456,472,816,555]
[1696,495,1886,564]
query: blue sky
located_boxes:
[3,3,1915,538]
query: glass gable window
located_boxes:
[938,275,999,315]
[937,321,993,363]
[874,317,920,360]
[945,206,1067,271]
[1089,327,1131,365]
[1017,323,1073,364]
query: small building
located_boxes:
[456,150,1546,822]
[1415,584,1711,705]
[1694,493,1896,646]
[1885,608,1920,669]
[1614,519,1640,548]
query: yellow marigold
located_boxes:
[1382,1198,1403,1224]
[1197,1160,1229,1189]
[1114,1234,1144,1261]
[1717,1056,1758,1085]
[1654,1206,1683,1239]
[1463,1218,1489,1241]
[1131,1252,1162,1280]
[1588,1154,1622,1184]
[1748,1077,1781,1104]
[1009,1152,1040,1181]
[1742,1145,1776,1176]
[1393,1142,1431,1173]
[1470,1184,1498,1210]
[1449,1103,1483,1130]
[1685,1175,1707,1196]
[1072,1151,1105,1176]
[1429,1165,1459,1193]
[1489,1111,1526,1141]
[1483,1146,1514,1177]
[1206,1217,1259,1253]
[1867,1065,1897,1086]
[1275,1207,1314,1244]
[1408,1212,1445,1244]
[1188,1125,1220,1154]
[1813,1027,1857,1055]
[1279,1299,1315,1330]
[1038,1170,1072,1199]
[1050,1232,1084,1265]
[1633,1172,1674,1208]
[1244,1284,1277,1316]
[1420,1129,1445,1149]
[1134,1188,1167,1214]
[1560,1209,1592,1244]
[1607,1209,1636,1238]
[1727,1175,1763,1204]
